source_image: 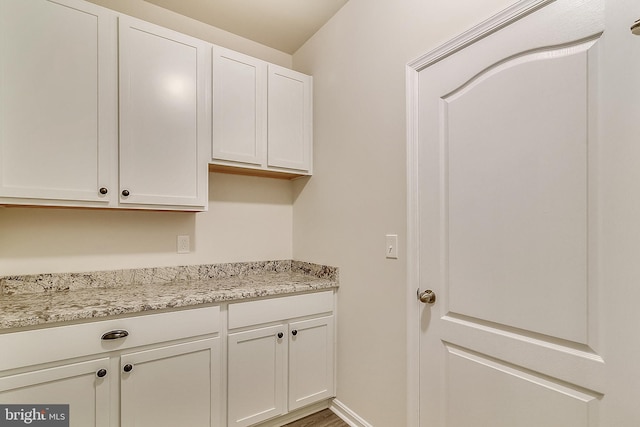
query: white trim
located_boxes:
[405,1,552,426]
[405,58,421,427]
[408,0,554,71]
[252,398,371,427]
[330,399,373,427]
[253,401,330,427]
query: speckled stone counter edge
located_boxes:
[0,260,339,330]
[0,260,338,296]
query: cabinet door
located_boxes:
[267,65,312,173]
[0,0,117,206]
[212,47,267,167]
[227,325,287,427]
[0,358,111,427]
[120,338,220,427]
[288,316,335,411]
[118,16,210,209]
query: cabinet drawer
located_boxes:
[0,306,220,371]
[228,291,333,329]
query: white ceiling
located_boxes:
[144,0,349,54]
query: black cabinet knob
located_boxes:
[99,187,108,195]
[291,330,298,336]
[121,189,130,197]
[96,369,107,378]
[277,332,284,339]
[123,364,133,373]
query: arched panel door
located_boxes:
[408,0,614,425]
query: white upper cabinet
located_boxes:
[0,0,117,206]
[0,0,312,208]
[211,48,313,177]
[267,65,312,173]
[212,47,267,167]
[0,1,210,211]
[119,17,210,210]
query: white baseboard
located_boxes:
[254,401,331,427]
[330,399,373,427]
[252,398,372,427]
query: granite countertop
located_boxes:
[0,260,338,331]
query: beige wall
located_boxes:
[292,0,515,425]
[1,173,293,275]
[86,0,291,67]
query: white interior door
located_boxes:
[407,0,628,425]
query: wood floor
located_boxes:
[283,409,348,427]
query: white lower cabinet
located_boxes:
[227,292,335,427]
[0,358,111,427]
[120,338,220,427]
[228,325,287,427]
[0,307,222,427]
[0,292,336,427]
[0,340,220,427]
[287,316,335,412]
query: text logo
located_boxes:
[0,405,69,426]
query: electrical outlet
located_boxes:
[177,235,190,254]
[385,234,398,259]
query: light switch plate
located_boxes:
[385,234,398,259]
[177,235,190,254]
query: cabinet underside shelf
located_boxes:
[209,164,309,180]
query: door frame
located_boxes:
[405,1,554,425]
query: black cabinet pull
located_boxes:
[99,187,108,195]
[277,332,284,339]
[123,364,133,373]
[121,189,130,197]
[291,330,298,336]
[96,369,107,378]
[101,330,129,340]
